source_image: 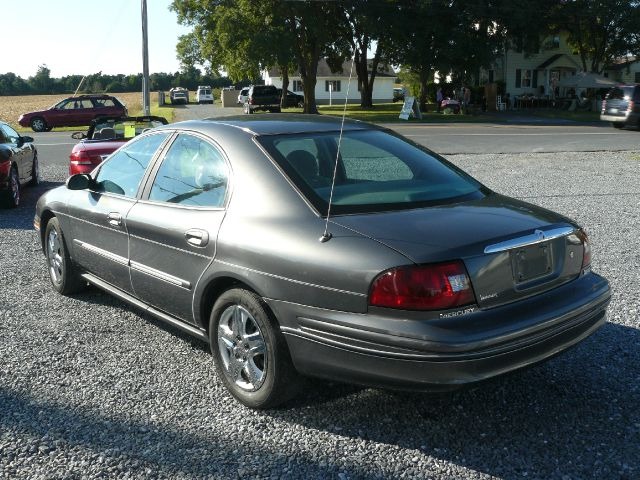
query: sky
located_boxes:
[2,0,191,79]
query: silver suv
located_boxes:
[600,85,640,129]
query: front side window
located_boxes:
[258,129,484,215]
[94,133,169,197]
[149,134,228,208]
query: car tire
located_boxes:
[210,288,300,409]
[297,101,304,108]
[30,117,47,132]
[272,107,281,113]
[612,122,624,129]
[44,217,86,295]
[29,153,40,187]
[1,165,20,208]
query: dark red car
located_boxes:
[69,116,168,175]
[0,121,38,208]
[19,94,127,132]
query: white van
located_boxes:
[196,86,214,104]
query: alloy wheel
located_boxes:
[47,228,64,284]
[9,168,19,206]
[217,304,267,391]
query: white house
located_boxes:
[604,56,640,84]
[488,32,584,98]
[263,59,397,104]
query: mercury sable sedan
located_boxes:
[34,115,611,409]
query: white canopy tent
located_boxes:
[558,72,617,89]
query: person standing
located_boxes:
[463,87,471,114]
[436,87,443,113]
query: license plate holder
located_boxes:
[511,242,553,284]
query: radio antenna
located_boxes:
[319,52,356,243]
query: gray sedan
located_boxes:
[34,115,610,408]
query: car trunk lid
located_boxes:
[331,193,586,309]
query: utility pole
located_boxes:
[141,0,151,115]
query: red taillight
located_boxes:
[369,261,476,311]
[69,149,92,165]
[577,229,591,269]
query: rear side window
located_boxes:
[258,129,484,215]
[149,134,228,208]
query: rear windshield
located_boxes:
[258,129,485,215]
[252,86,277,95]
[607,87,634,100]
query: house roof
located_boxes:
[606,56,638,71]
[267,58,396,78]
[536,53,580,70]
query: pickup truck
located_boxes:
[243,85,281,114]
[169,87,189,105]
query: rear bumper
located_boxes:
[271,272,610,390]
[601,114,627,122]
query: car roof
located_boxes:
[169,114,377,136]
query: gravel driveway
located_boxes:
[1,151,638,479]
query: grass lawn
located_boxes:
[285,103,496,123]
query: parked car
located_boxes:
[600,84,640,129]
[237,87,249,105]
[244,85,281,114]
[35,115,610,409]
[18,95,127,132]
[196,85,214,104]
[0,121,38,208]
[169,87,189,105]
[69,116,168,175]
[393,87,405,102]
[275,88,304,108]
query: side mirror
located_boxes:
[20,135,34,144]
[66,173,94,190]
[71,132,86,140]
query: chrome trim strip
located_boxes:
[130,260,191,289]
[215,259,367,297]
[484,226,575,254]
[74,240,128,266]
[129,233,211,259]
[57,212,127,235]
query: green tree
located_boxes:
[337,1,399,108]
[552,0,640,73]
[29,64,54,94]
[172,0,346,113]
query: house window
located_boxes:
[635,72,640,83]
[488,70,494,83]
[292,80,303,92]
[325,80,341,92]
[552,36,560,49]
[515,69,533,88]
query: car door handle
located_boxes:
[185,229,209,247]
[107,212,122,226]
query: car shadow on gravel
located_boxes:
[1,181,62,230]
[71,288,210,353]
[266,322,639,478]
